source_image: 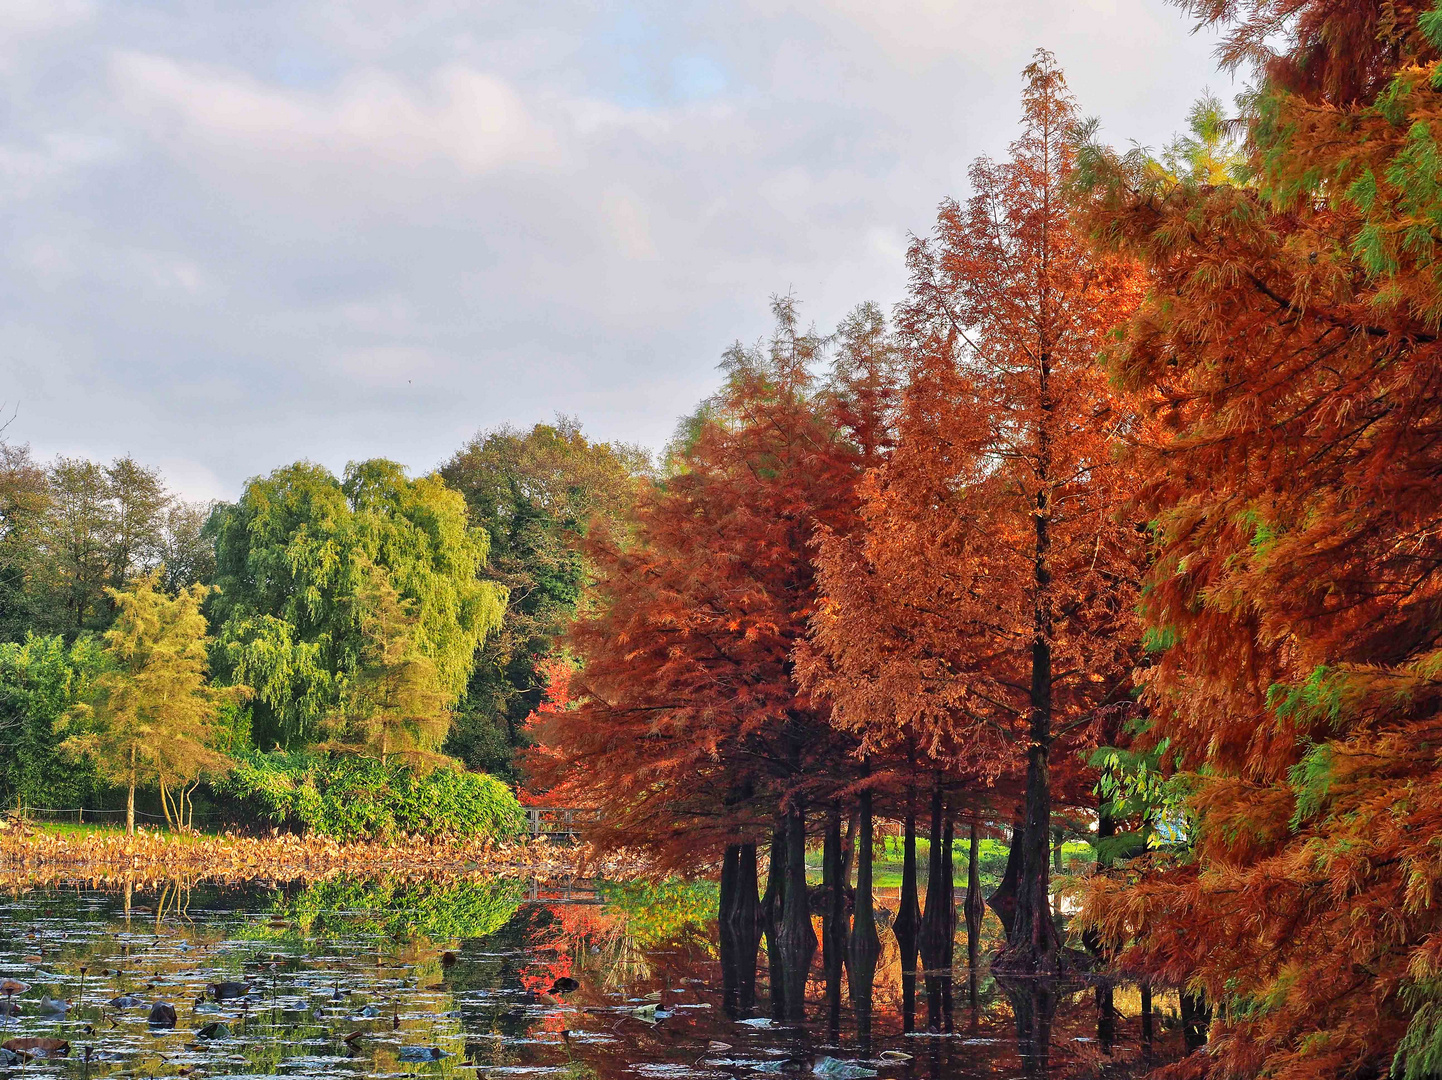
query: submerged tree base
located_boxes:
[991,943,1094,978]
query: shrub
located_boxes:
[220,751,524,843]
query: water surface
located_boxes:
[0,878,1180,1077]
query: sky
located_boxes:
[0,0,1230,503]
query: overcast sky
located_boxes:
[1,0,1228,502]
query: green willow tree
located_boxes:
[60,573,240,833]
[207,459,505,750]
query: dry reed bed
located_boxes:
[0,821,632,888]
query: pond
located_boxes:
[0,878,1182,1078]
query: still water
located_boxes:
[0,878,1179,1078]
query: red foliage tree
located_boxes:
[528,298,881,868]
[804,52,1145,973]
[1074,1,1442,1075]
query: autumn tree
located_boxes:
[805,53,1144,973]
[60,573,241,833]
[1071,1,1442,1075]
[531,299,868,858]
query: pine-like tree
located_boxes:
[806,53,1144,972]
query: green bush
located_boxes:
[220,750,524,842]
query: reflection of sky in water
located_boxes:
[0,880,1182,1077]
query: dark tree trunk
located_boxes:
[850,773,882,1051]
[919,780,947,972]
[720,844,740,1012]
[986,818,1025,938]
[963,822,982,1007]
[1004,676,1063,970]
[1140,982,1153,1050]
[896,794,921,1033]
[777,799,816,1022]
[1181,991,1211,1053]
[822,804,846,1037]
[720,843,760,1019]
[763,822,787,1019]
[920,782,954,1033]
[850,775,881,962]
[940,809,955,1030]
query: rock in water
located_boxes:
[208,981,250,1001]
[548,977,580,994]
[148,1001,177,1028]
[398,1046,447,1062]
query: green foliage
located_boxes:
[220,749,524,842]
[439,420,645,779]
[1089,721,1194,856]
[1395,980,1442,1080]
[275,875,523,942]
[59,573,239,829]
[0,633,105,809]
[597,880,718,949]
[208,460,506,749]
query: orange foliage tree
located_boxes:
[804,52,1144,973]
[528,298,889,868]
[1073,1,1442,1075]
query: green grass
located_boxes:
[807,836,1095,890]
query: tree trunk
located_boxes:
[850,781,881,962]
[987,818,1024,937]
[896,794,921,1033]
[822,804,846,1036]
[777,798,815,1021]
[920,781,954,1033]
[721,844,740,1012]
[919,779,947,972]
[1181,991,1211,1053]
[762,821,787,1019]
[999,332,1064,974]
[964,822,982,1005]
[1003,634,1063,969]
[840,807,859,891]
[720,843,761,1019]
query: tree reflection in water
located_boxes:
[0,875,1186,1079]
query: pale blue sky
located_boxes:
[1,0,1227,500]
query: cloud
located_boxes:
[111,52,553,178]
[0,0,1225,502]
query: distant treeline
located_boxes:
[0,417,647,836]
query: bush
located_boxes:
[220,751,524,843]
